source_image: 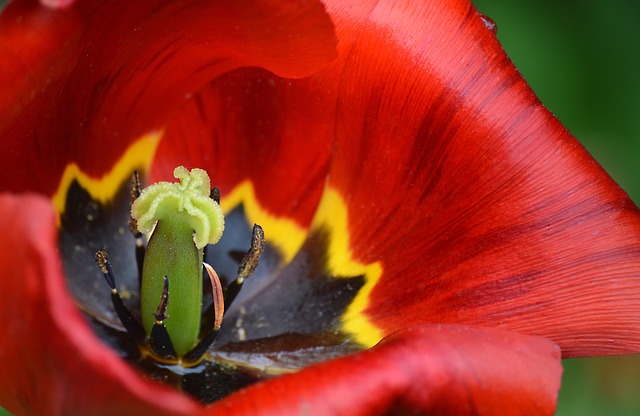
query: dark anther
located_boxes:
[130,170,142,203]
[238,224,265,281]
[149,276,177,360]
[128,171,143,239]
[130,221,146,286]
[128,171,145,283]
[94,248,146,344]
[224,224,265,310]
[95,248,115,290]
[210,187,220,204]
[154,276,170,323]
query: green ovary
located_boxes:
[141,214,203,356]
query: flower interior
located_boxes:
[58,165,367,404]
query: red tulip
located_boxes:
[1,0,638,415]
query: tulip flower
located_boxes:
[1,0,639,415]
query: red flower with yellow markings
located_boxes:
[1,0,639,415]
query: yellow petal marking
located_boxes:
[221,180,306,264]
[310,187,383,348]
[223,180,384,348]
[51,132,162,225]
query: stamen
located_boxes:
[94,248,145,344]
[182,327,220,364]
[127,171,146,283]
[95,248,116,291]
[149,276,177,360]
[204,263,224,330]
[154,276,170,324]
[210,187,221,204]
[128,170,143,239]
[238,224,265,282]
[224,224,265,310]
[149,325,177,360]
[182,264,223,363]
[131,170,141,198]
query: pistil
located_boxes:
[94,166,264,367]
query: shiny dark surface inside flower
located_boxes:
[58,175,365,403]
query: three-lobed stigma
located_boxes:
[132,166,225,248]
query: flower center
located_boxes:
[58,168,367,404]
[94,167,268,368]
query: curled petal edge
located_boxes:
[206,324,562,416]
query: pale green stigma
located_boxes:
[131,166,224,248]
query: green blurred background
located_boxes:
[1,0,639,415]
[473,0,640,414]
[474,0,640,199]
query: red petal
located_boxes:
[0,1,82,134]
[205,325,562,416]
[152,69,334,228]
[0,0,336,197]
[0,194,201,416]
[153,0,640,356]
[302,0,640,356]
[151,2,385,227]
